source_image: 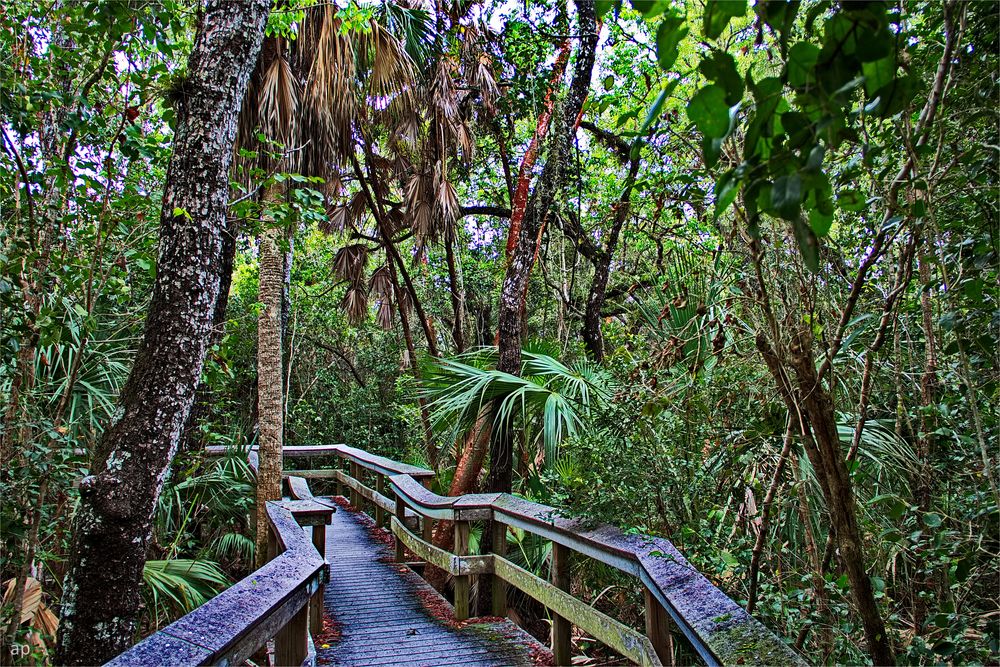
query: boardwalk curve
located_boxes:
[318,503,545,667]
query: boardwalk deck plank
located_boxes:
[317,500,545,667]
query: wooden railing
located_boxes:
[108,448,335,667]
[296,444,804,667]
[108,443,803,666]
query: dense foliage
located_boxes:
[1,0,997,664]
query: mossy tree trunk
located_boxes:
[55,2,269,663]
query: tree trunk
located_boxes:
[55,2,269,662]
[488,0,597,493]
[445,224,466,353]
[182,215,240,453]
[255,221,286,567]
[787,328,896,665]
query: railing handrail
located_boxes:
[109,448,334,667]
[106,500,327,666]
[138,443,803,666]
[377,454,802,666]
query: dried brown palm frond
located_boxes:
[321,204,349,235]
[435,178,460,227]
[383,204,408,238]
[432,58,459,119]
[369,152,395,175]
[411,201,434,242]
[342,286,369,325]
[370,265,394,298]
[376,299,395,330]
[405,172,426,212]
[333,244,369,283]
[349,190,369,225]
[391,154,412,179]
[259,45,298,144]
[453,120,474,164]
[395,113,421,150]
[305,7,358,162]
[368,21,417,119]
[474,53,500,115]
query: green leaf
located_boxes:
[871,74,917,118]
[595,0,619,19]
[655,14,688,71]
[703,0,746,40]
[602,75,615,91]
[787,42,819,88]
[837,189,865,212]
[638,80,678,134]
[630,0,668,18]
[862,55,896,96]
[809,207,833,236]
[687,85,730,138]
[924,512,942,528]
[699,50,744,106]
[714,170,740,219]
[771,174,802,220]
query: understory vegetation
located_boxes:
[1,0,997,664]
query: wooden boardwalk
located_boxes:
[316,500,546,667]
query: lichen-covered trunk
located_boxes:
[182,215,241,453]
[255,222,286,567]
[489,0,597,494]
[54,2,269,663]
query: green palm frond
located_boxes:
[421,347,612,466]
[142,559,229,629]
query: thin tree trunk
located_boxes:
[912,249,939,632]
[55,2,269,661]
[746,422,794,614]
[445,224,466,353]
[255,220,286,567]
[787,328,896,665]
[581,156,638,361]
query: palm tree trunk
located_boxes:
[255,218,286,567]
[55,2,269,661]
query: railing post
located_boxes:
[453,520,471,621]
[491,523,508,617]
[375,476,386,527]
[395,495,406,562]
[420,477,433,552]
[349,462,361,507]
[311,524,327,635]
[644,587,675,666]
[274,601,309,666]
[551,542,572,665]
[267,524,278,563]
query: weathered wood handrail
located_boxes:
[108,449,335,667]
[326,445,804,667]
